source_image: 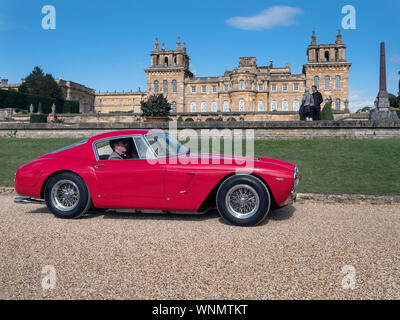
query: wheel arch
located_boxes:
[198,172,278,212]
[40,170,86,199]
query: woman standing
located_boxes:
[301,87,314,121]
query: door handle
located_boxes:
[94,164,107,169]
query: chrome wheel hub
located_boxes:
[51,180,80,211]
[225,184,260,219]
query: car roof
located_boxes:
[88,130,154,142]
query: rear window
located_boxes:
[47,139,88,155]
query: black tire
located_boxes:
[216,175,271,226]
[44,172,92,219]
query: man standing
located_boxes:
[311,85,323,120]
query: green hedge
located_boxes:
[0,89,79,114]
[30,114,48,123]
[321,103,334,120]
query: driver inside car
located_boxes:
[108,139,131,160]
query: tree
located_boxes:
[140,94,171,117]
[388,93,399,109]
[321,103,334,120]
[19,66,63,100]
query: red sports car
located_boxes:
[14,130,301,226]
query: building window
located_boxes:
[191,86,196,93]
[293,100,300,111]
[282,84,288,92]
[201,86,207,93]
[201,101,207,112]
[282,100,288,111]
[293,84,299,92]
[258,84,264,91]
[211,101,217,112]
[314,76,320,90]
[172,80,177,93]
[258,100,264,112]
[190,102,196,112]
[335,76,341,89]
[324,76,331,90]
[164,57,169,67]
[239,99,245,112]
[240,80,244,90]
[271,100,277,111]
[212,85,217,93]
[154,80,159,93]
[223,100,229,112]
[171,101,177,113]
[163,80,168,93]
[271,84,277,92]
[335,99,341,111]
[224,84,229,92]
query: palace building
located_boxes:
[94,31,351,115]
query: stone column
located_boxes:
[369,42,399,120]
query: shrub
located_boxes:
[30,114,47,123]
[141,94,171,117]
[62,101,80,113]
[321,103,334,120]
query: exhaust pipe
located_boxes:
[14,197,45,204]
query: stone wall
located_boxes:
[1,121,399,140]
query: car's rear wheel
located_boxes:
[216,175,271,226]
[44,172,91,219]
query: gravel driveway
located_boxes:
[0,194,399,300]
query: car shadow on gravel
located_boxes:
[26,205,295,226]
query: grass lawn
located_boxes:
[0,138,399,195]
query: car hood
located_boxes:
[178,153,295,170]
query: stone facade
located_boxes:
[94,31,351,116]
[54,79,95,113]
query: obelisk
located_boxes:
[370,42,399,120]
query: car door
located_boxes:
[93,135,165,209]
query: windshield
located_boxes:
[47,139,88,155]
[145,132,189,157]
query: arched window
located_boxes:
[172,80,177,93]
[239,99,245,112]
[163,80,168,93]
[174,57,177,66]
[190,102,196,113]
[223,100,229,112]
[271,100,277,111]
[258,100,264,112]
[154,80,159,93]
[164,57,169,67]
[335,76,341,89]
[335,99,341,111]
[171,101,177,113]
[211,101,217,112]
[325,76,331,90]
[282,100,288,111]
[240,80,244,90]
[314,76,320,90]
[201,101,207,112]
[293,100,300,111]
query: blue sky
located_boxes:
[0,0,399,112]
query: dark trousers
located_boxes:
[312,106,321,120]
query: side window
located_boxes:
[133,136,156,159]
[95,137,139,160]
[95,141,113,160]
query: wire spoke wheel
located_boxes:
[225,184,260,219]
[51,180,80,212]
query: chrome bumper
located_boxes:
[14,197,45,204]
[291,165,301,201]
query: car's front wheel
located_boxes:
[44,172,91,219]
[216,175,271,226]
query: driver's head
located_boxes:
[111,139,129,154]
